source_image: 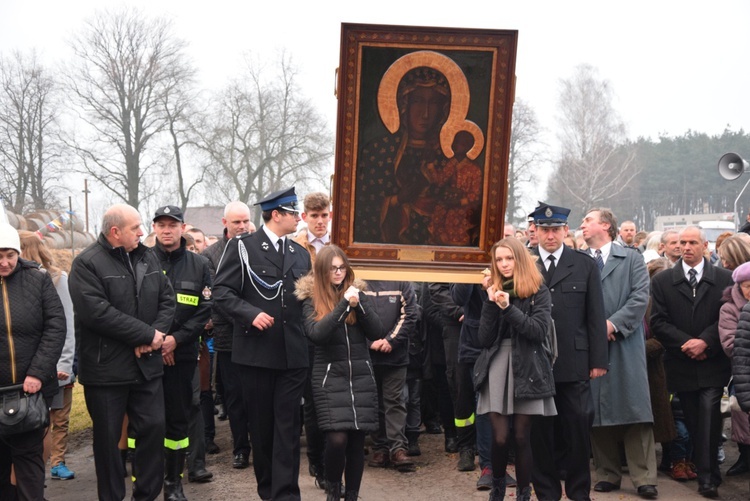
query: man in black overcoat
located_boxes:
[651,226,733,499]
[213,187,312,501]
[529,203,609,501]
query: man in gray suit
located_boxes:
[581,208,657,499]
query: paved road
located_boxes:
[46,418,749,500]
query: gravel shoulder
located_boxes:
[46,419,749,500]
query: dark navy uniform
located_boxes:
[528,203,608,501]
[213,188,311,501]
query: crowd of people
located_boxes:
[3,189,750,501]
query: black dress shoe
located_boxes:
[232,453,250,469]
[726,457,749,476]
[697,483,718,498]
[205,439,220,455]
[594,481,620,492]
[188,468,214,483]
[444,436,458,453]
[637,485,658,499]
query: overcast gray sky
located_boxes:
[3,0,748,145]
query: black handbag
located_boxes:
[473,343,500,392]
[0,384,50,437]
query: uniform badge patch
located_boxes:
[261,241,269,251]
[202,286,212,300]
[545,207,553,217]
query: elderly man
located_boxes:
[660,230,681,266]
[69,204,175,501]
[214,187,311,501]
[651,226,733,498]
[581,208,657,499]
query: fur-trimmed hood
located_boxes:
[295,274,369,301]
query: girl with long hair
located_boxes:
[295,245,384,501]
[477,237,556,501]
[18,230,78,481]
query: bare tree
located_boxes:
[0,51,62,212]
[547,64,639,216]
[507,99,546,223]
[159,68,204,211]
[196,52,333,218]
[66,8,194,210]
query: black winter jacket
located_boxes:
[154,238,212,363]
[450,283,487,364]
[478,285,555,400]
[296,276,384,431]
[202,231,233,352]
[733,302,750,412]
[69,234,175,385]
[363,281,418,367]
[0,258,66,402]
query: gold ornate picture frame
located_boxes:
[332,23,518,282]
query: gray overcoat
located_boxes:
[590,243,653,426]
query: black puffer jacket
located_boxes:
[733,302,750,412]
[477,285,555,400]
[69,234,175,385]
[202,231,233,352]
[0,258,66,402]
[296,276,384,432]
[363,280,418,367]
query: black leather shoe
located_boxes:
[444,437,458,453]
[188,468,214,483]
[205,439,220,455]
[594,481,620,492]
[726,457,749,476]
[637,485,658,499]
[697,483,718,498]
[232,453,250,469]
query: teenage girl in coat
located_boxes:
[477,237,556,501]
[296,245,384,501]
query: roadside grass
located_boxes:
[69,384,92,434]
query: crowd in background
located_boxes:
[3,192,750,501]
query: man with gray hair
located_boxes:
[651,226,733,498]
[660,230,681,266]
[69,204,175,501]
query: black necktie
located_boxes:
[595,249,604,271]
[277,238,284,255]
[546,255,556,281]
[688,268,697,288]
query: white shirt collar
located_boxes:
[262,225,284,251]
[308,231,330,252]
[538,245,564,270]
[682,258,705,283]
[590,241,612,264]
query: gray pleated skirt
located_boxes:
[476,339,557,416]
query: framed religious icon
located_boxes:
[331,23,518,282]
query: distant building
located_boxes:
[183,205,225,237]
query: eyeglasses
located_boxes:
[330,265,346,274]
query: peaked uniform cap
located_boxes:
[255,187,299,212]
[530,203,571,227]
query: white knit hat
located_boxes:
[0,224,20,253]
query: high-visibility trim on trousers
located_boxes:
[164,437,190,450]
[454,413,475,428]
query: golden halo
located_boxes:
[377,50,485,160]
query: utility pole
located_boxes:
[82,179,90,234]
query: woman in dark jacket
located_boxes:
[0,224,66,501]
[296,245,384,501]
[476,237,556,501]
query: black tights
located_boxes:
[324,430,366,492]
[490,413,533,489]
